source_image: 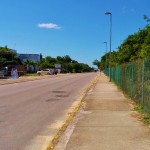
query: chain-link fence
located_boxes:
[105,58,150,112]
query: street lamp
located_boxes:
[104,42,107,71]
[104,11,112,82]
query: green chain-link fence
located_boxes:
[105,58,150,112]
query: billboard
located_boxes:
[55,64,61,69]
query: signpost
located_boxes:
[55,64,61,69]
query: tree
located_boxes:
[63,55,72,63]
[100,16,150,67]
[0,46,22,65]
[46,56,57,63]
[144,15,150,23]
[56,56,63,62]
[38,55,93,73]
[93,59,100,68]
[23,59,37,73]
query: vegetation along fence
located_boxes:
[105,58,150,112]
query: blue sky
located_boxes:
[0,0,149,67]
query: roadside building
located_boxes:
[18,53,42,73]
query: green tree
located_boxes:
[23,59,37,73]
[0,46,22,65]
[63,55,72,63]
[144,15,150,23]
[100,16,150,67]
[38,54,93,73]
[93,59,100,68]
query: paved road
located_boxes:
[0,73,97,150]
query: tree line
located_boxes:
[39,55,94,73]
[0,47,94,73]
[100,15,150,70]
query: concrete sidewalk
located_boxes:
[57,73,150,150]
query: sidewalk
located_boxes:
[57,73,150,150]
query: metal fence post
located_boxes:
[141,59,145,106]
[131,64,134,98]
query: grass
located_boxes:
[111,76,150,125]
[24,73,38,76]
[134,105,150,124]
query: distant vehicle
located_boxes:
[37,69,51,75]
[37,69,58,75]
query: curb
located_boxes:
[46,74,100,150]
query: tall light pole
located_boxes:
[104,42,107,70]
[104,11,112,82]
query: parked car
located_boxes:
[37,69,51,75]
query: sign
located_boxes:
[11,68,18,78]
[55,64,61,69]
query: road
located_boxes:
[0,73,97,150]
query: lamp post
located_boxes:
[104,12,112,82]
[104,42,107,70]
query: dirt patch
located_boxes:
[130,112,144,119]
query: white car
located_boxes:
[37,69,51,75]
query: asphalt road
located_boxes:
[0,73,97,150]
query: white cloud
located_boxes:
[38,23,61,29]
